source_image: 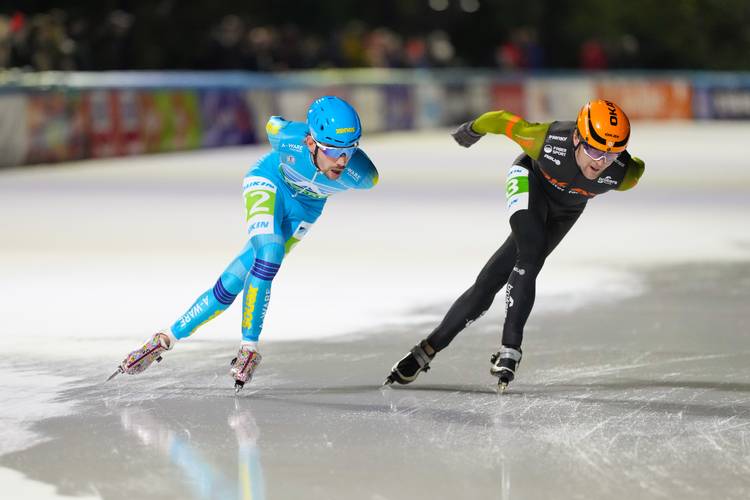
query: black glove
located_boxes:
[451,121,484,148]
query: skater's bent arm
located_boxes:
[617,156,645,191]
[338,149,379,190]
[470,110,550,160]
[265,116,292,150]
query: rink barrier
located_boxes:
[0,70,748,168]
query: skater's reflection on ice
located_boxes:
[119,402,266,500]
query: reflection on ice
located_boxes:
[119,402,265,500]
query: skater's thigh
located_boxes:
[508,174,549,259]
[243,174,286,244]
[223,240,255,279]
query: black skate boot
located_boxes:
[383,340,436,385]
[490,346,522,393]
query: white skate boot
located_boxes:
[107,330,173,381]
[230,346,262,393]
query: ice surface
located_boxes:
[1,122,749,499]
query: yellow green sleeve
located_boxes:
[471,110,550,160]
[617,156,645,191]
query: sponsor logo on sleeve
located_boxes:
[568,187,597,197]
[507,165,529,178]
[243,176,278,192]
[552,146,567,156]
[597,175,618,185]
[544,144,553,154]
[543,153,561,166]
[284,143,304,153]
[345,168,361,182]
[247,215,274,238]
[548,134,567,142]
[179,296,210,330]
[243,177,277,238]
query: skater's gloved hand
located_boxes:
[451,121,484,148]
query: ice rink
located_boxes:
[1,122,750,499]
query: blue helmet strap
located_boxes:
[311,142,322,172]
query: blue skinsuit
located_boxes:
[169,117,378,343]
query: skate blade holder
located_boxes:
[496,380,509,394]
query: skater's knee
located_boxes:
[250,243,284,281]
[218,272,244,297]
[474,273,506,296]
[515,254,545,273]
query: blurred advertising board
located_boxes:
[414,81,445,129]
[350,86,386,132]
[5,69,750,169]
[383,84,414,131]
[490,82,525,117]
[276,89,329,123]
[594,79,692,119]
[0,95,28,167]
[83,89,144,158]
[246,89,279,139]
[199,90,255,148]
[693,85,750,119]
[139,91,201,153]
[526,78,594,121]
[25,92,87,164]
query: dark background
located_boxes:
[2,0,749,72]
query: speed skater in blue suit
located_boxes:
[109,96,379,392]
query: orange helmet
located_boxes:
[576,100,630,153]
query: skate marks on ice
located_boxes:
[1,261,750,499]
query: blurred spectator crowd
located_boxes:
[0,2,745,73]
[0,10,466,71]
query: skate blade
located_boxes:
[382,375,394,386]
[234,381,245,394]
[496,381,508,394]
[106,367,123,382]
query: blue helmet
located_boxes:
[307,96,362,147]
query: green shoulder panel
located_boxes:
[471,110,550,160]
[617,156,645,191]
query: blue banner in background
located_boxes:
[693,86,750,119]
[383,85,414,131]
[199,90,256,148]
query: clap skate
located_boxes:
[383,340,436,385]
[490,346,522,393]
[230,346,262,394]
[107,330,173,381]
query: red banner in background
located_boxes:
[491,83,525,116]
[595,80,692,120]
[81,90,146,158]
[491,83,526,116]
[117,90,146,155]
